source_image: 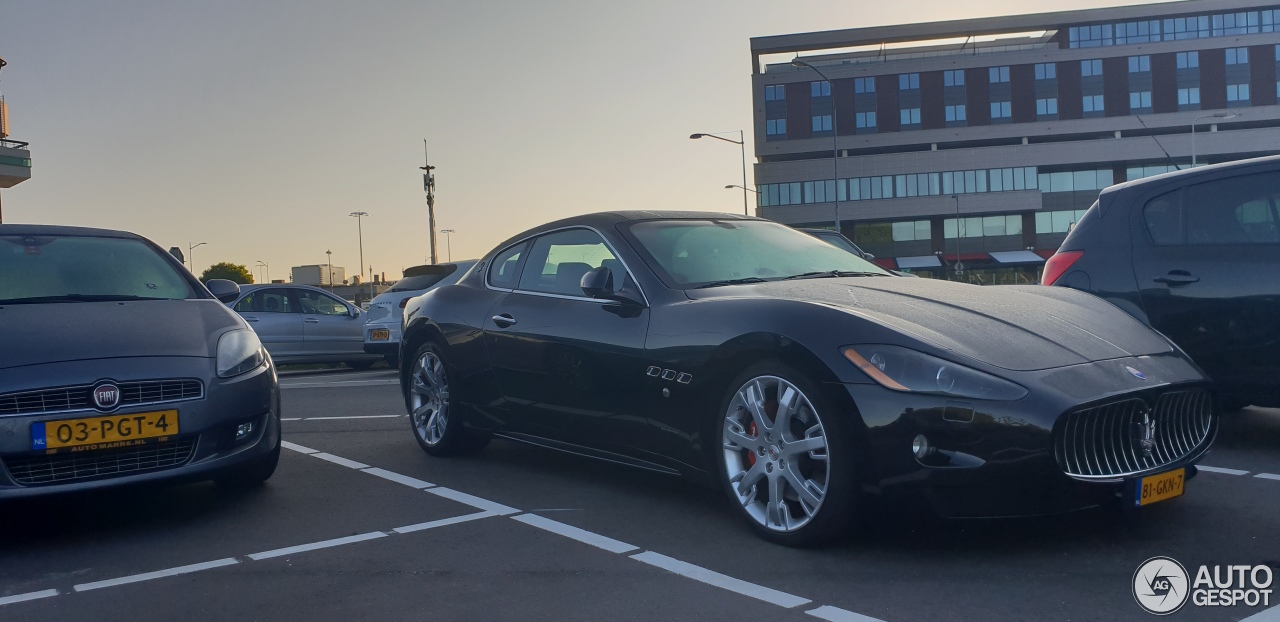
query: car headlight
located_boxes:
[842,344,1027,401]
[217,329,266,378]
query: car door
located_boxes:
[1131,169,1280,404]
[483,228,652,452]
[295,288,363,358]
[235,288,305,361]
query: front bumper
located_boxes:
[0,356,281,499]
[845,352,1216,518]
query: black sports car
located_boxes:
[399,211,1217,545]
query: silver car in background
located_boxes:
[229,284,381,369]
[363,261,476,365]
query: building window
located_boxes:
[1130,91,1153,109]
[899,107,921,127]
[810,81,831,97]
[944,215,1023,239]
[854,77,875,94]
[766,118,786,136]
[1227,83,1250,102]
[945,105,966,122]
[856,112,876,129]
[1226,47,1249,65]
[811,115,832,132]
[898,73,920,90]
[1083,94,1104,114]
[990,101,1011,119]
[1034,63,1056,80]
[1178,87,1201,106]
[1036,98,1058,116]
[1177,51,1199,69]
[1128,55,1151,72]
[1081,59,1103,77]
[1037,168,1115,193]
[989,66,1010,83]
[943,70,965,86]
[1036,210,1090,235]
[764,85,786,101]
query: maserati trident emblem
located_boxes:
[1135,410,1157,458]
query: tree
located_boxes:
[201,262,254,284]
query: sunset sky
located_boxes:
[0,0,1164,282]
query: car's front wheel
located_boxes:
[405,342,489,456]
[716,361,859,546]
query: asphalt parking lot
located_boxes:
[2,368,1279,621]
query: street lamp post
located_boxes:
[326,250,333,292]
[951,195,964,279]
[349,211,369,286]
[791,58,840,233]
[1191,111,1238,167]
[725,184,758,195]
[440,229,455,262]
[420,141,439,265]
[690,131,750,216]
[255,260,269,284]
[188,242,207,273]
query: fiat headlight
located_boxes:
[843,344,1027,401]
[217,329,266,378]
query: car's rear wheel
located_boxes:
[716,361,858,546]
[406,342,488,456]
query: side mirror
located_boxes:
[168,247,185,264]
[580,266,614,299]
[864,252,876,260]
[205,279,241,304]
[349,306,362,318]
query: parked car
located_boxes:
[0,224,281,497]
[398,211,1216,545]
[1044,155,1280,410]
[799,228,918,277]
[228,284,379,369]
[363,261,476,366]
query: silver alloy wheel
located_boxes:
[410,351,450,446]
[722,375,830,532]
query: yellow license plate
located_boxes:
[1136,468,1185,506]
[370,329,390,341]
[33,410,179,451]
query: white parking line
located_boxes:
[630,551,811,609]
[0,590,59,606]
[806,605,888,622]
[1240,604,1280,621]
[427,487,521,516]
[310,452,370,470]
[363,467,434,489]
[512,514,639,554]
[303,415,402,420]
[281,441,319,454]
[1255,473,1280,481]
[247,532,387,561]
[280,380,400,389]
[74,558,239,592]
[394,511,498,534]
[1198,465,1250,475]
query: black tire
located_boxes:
[346,360,376,371]
[214,439,280,488]
[404,342,489,457]
[714,360,860,546]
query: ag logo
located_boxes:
[1134,556,1190,615]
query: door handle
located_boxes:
[305,318,321,323]
[491,314,517,328]
[1154,271,1199,286]
[244,316,259,322]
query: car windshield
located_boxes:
[0,235,197,304]
[627,219,889,287]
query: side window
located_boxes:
[296,289,348,315]
[487,243,527,289]
[258,289,295,314]
[1143,190,1184,245]
[518,229,620,297]
[1184,172,1280,245]
[233,292,256,312]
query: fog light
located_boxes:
[912,434,930,459]
[236,422,254,440]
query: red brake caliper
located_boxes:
[745,421,759,467]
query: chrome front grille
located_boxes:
[4,439,196,486]
[1054,389,1215,478]
[0,379,204,417]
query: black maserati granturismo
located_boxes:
[398,211,1217,545]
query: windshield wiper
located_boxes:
[695,277,768,289]
[782,270,888,280]
[0,294,171,305]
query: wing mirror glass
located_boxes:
[580,266,644,306]
[205,279,241,304]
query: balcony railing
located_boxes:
[0,138,29,150]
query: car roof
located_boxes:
[0,224,145,239]
[1103,153,1280,197]
[489,210,758,253]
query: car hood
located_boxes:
[0,299,243,370]
[695,278,1174,372]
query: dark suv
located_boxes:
[1043,155,1280,409]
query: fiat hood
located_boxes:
[701,278,1175,372]
[0,299,243,370]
